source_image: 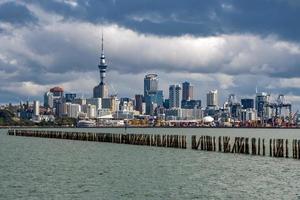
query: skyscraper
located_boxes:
[182,81,193,101]
[144,74,163,114]
[44,92,53,108]
[135,94,143,114]
[255,92,270,118]
[93,33,109,98]
[207,90,218,107]
[144,74,158,96]
[169,84,181,108]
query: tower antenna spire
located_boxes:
[101,28,104,53]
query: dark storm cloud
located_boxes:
[1,0,300,105]
[25,0,300,41]
[0,1,37,25]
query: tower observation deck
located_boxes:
[93,32,109,98]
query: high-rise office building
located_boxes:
[144,74,163,115]
[169,84,181,108]
[135,94,143,114]
[207,90,218,107]
[94,33,109,98]
[44,92,54,108]
[182,81,193,101]
[241,98,254,109]
[144,74,158,96]
[255,92,270,118]
[145,90,164,115]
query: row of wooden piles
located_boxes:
[191,135,300,159]
[7,130,300,160]
[7,130,187,149]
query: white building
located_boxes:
[33,100,40,116]
[207,90,218,107]
[65,103,81,118]
[241,109,257,121]
[165,108,203,120]
[87,104,97,118]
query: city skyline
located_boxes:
[1,1,300,109]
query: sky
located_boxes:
[1,0,300,108]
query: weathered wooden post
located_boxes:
[258,138,261,155]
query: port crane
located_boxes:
[264,94,292,126]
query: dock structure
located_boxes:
[7,129,300,160]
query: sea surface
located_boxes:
[1,128,300,200]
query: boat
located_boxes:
[77,120,96,128]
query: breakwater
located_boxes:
[7,129,300,160]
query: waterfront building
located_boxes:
[145,90,164,114]
[134,94,143,114]
[169,84,181,108]
[230,103,241,119]
[120,99,134,112]
[65,93,77,102]
[65,103,81,118]
[58,102,67,117]
[44,92,54,108]
[165,108,203,120]
[181,99,201,109]
[93,33,109,98]
[142,102,146,115]
[97,108,112,118]
[113,110,134,120]
[74,98,86,105]
[144,74,158,97]
[255,92,270,118]
[87,104,97,119]
[240,109,257,122]
[241,98,254,109]
[143,74,164,115]
[182,81,193,101]
[86,98,102,110]
[102,96,119,112]
[207,90,218,107]
[33,100,39,116]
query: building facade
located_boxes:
[207,90,218,107]
[182,81,193,101]
[169,84,181,108]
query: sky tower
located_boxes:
[93,32,109,98]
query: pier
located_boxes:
[7,129,300,160]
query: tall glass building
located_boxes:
[169,84,182,108]
[144,74,158,96]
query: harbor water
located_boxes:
[1,128,300,199]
